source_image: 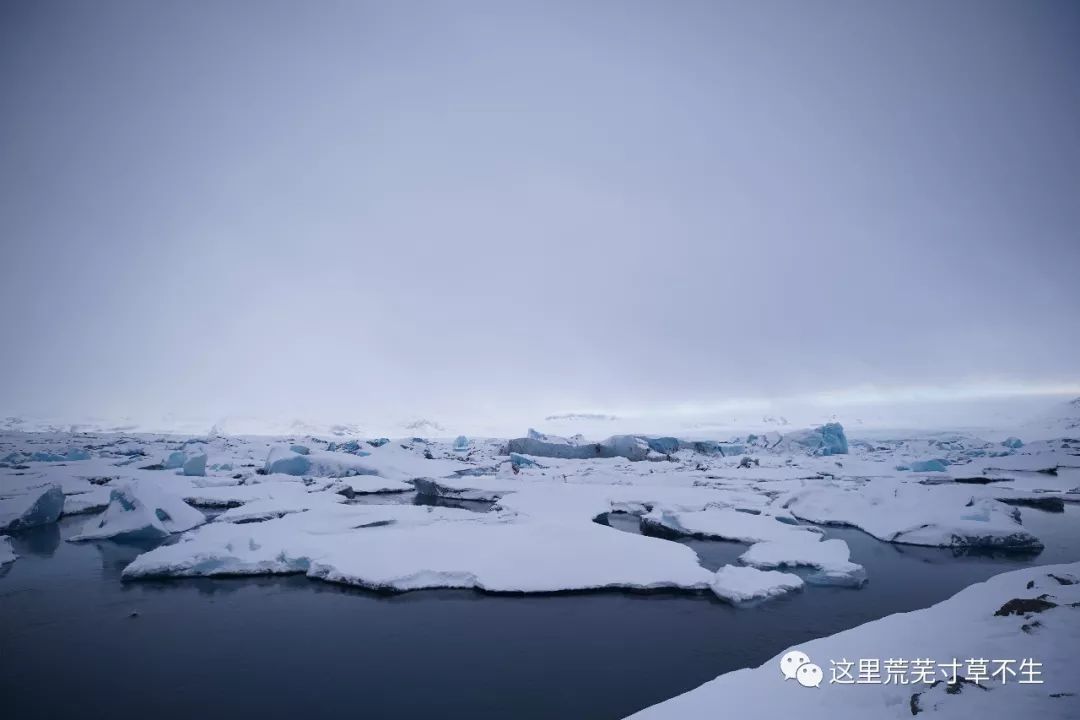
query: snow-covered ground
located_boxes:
[1,406,1078,715]
[629,562,1080,719]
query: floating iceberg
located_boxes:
[777,423,848,456]
[453,436,469,452]
[71,481,205,542]
[0,483,65,532]
[709,565,803,603]
[164,450,187,469]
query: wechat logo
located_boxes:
[780,650,823,688]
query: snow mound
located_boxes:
[710,565,803,604]
[71,481,205,542]
[0,483,65,532]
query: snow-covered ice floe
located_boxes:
[710,565,804,604]
[627,562,1080,719]
[70,481,205,542]
[122,503,717,593]
[740,537,868,587]
[784,482,1043,549]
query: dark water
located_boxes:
[2,505,1078,720]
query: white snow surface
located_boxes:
[709,565,804,603]
[628,562,1080,719]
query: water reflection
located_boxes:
[7,523,61,558]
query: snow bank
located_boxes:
[0,483,64,532]
[71,481,205,541]
[628,562,1080,719]
[710,565,804,604]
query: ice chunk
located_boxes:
[786,483,1043,549]
[289,444,311,455]
[453,435,469,452]
[263,447,314,475]
[739,537,867,587]
[182,453,207,476]
[0,535,16,565]
[0,483,65,532]
[710,565,804,603]
[1001,436,1024,449]
[164,450,187,469]
[71,481,205,542]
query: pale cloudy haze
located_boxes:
[1,0,1078,435]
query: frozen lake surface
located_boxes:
[3,505,1078,720]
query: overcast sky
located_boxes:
[1,0,1078,433]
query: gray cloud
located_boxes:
[1,0,1078,431]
